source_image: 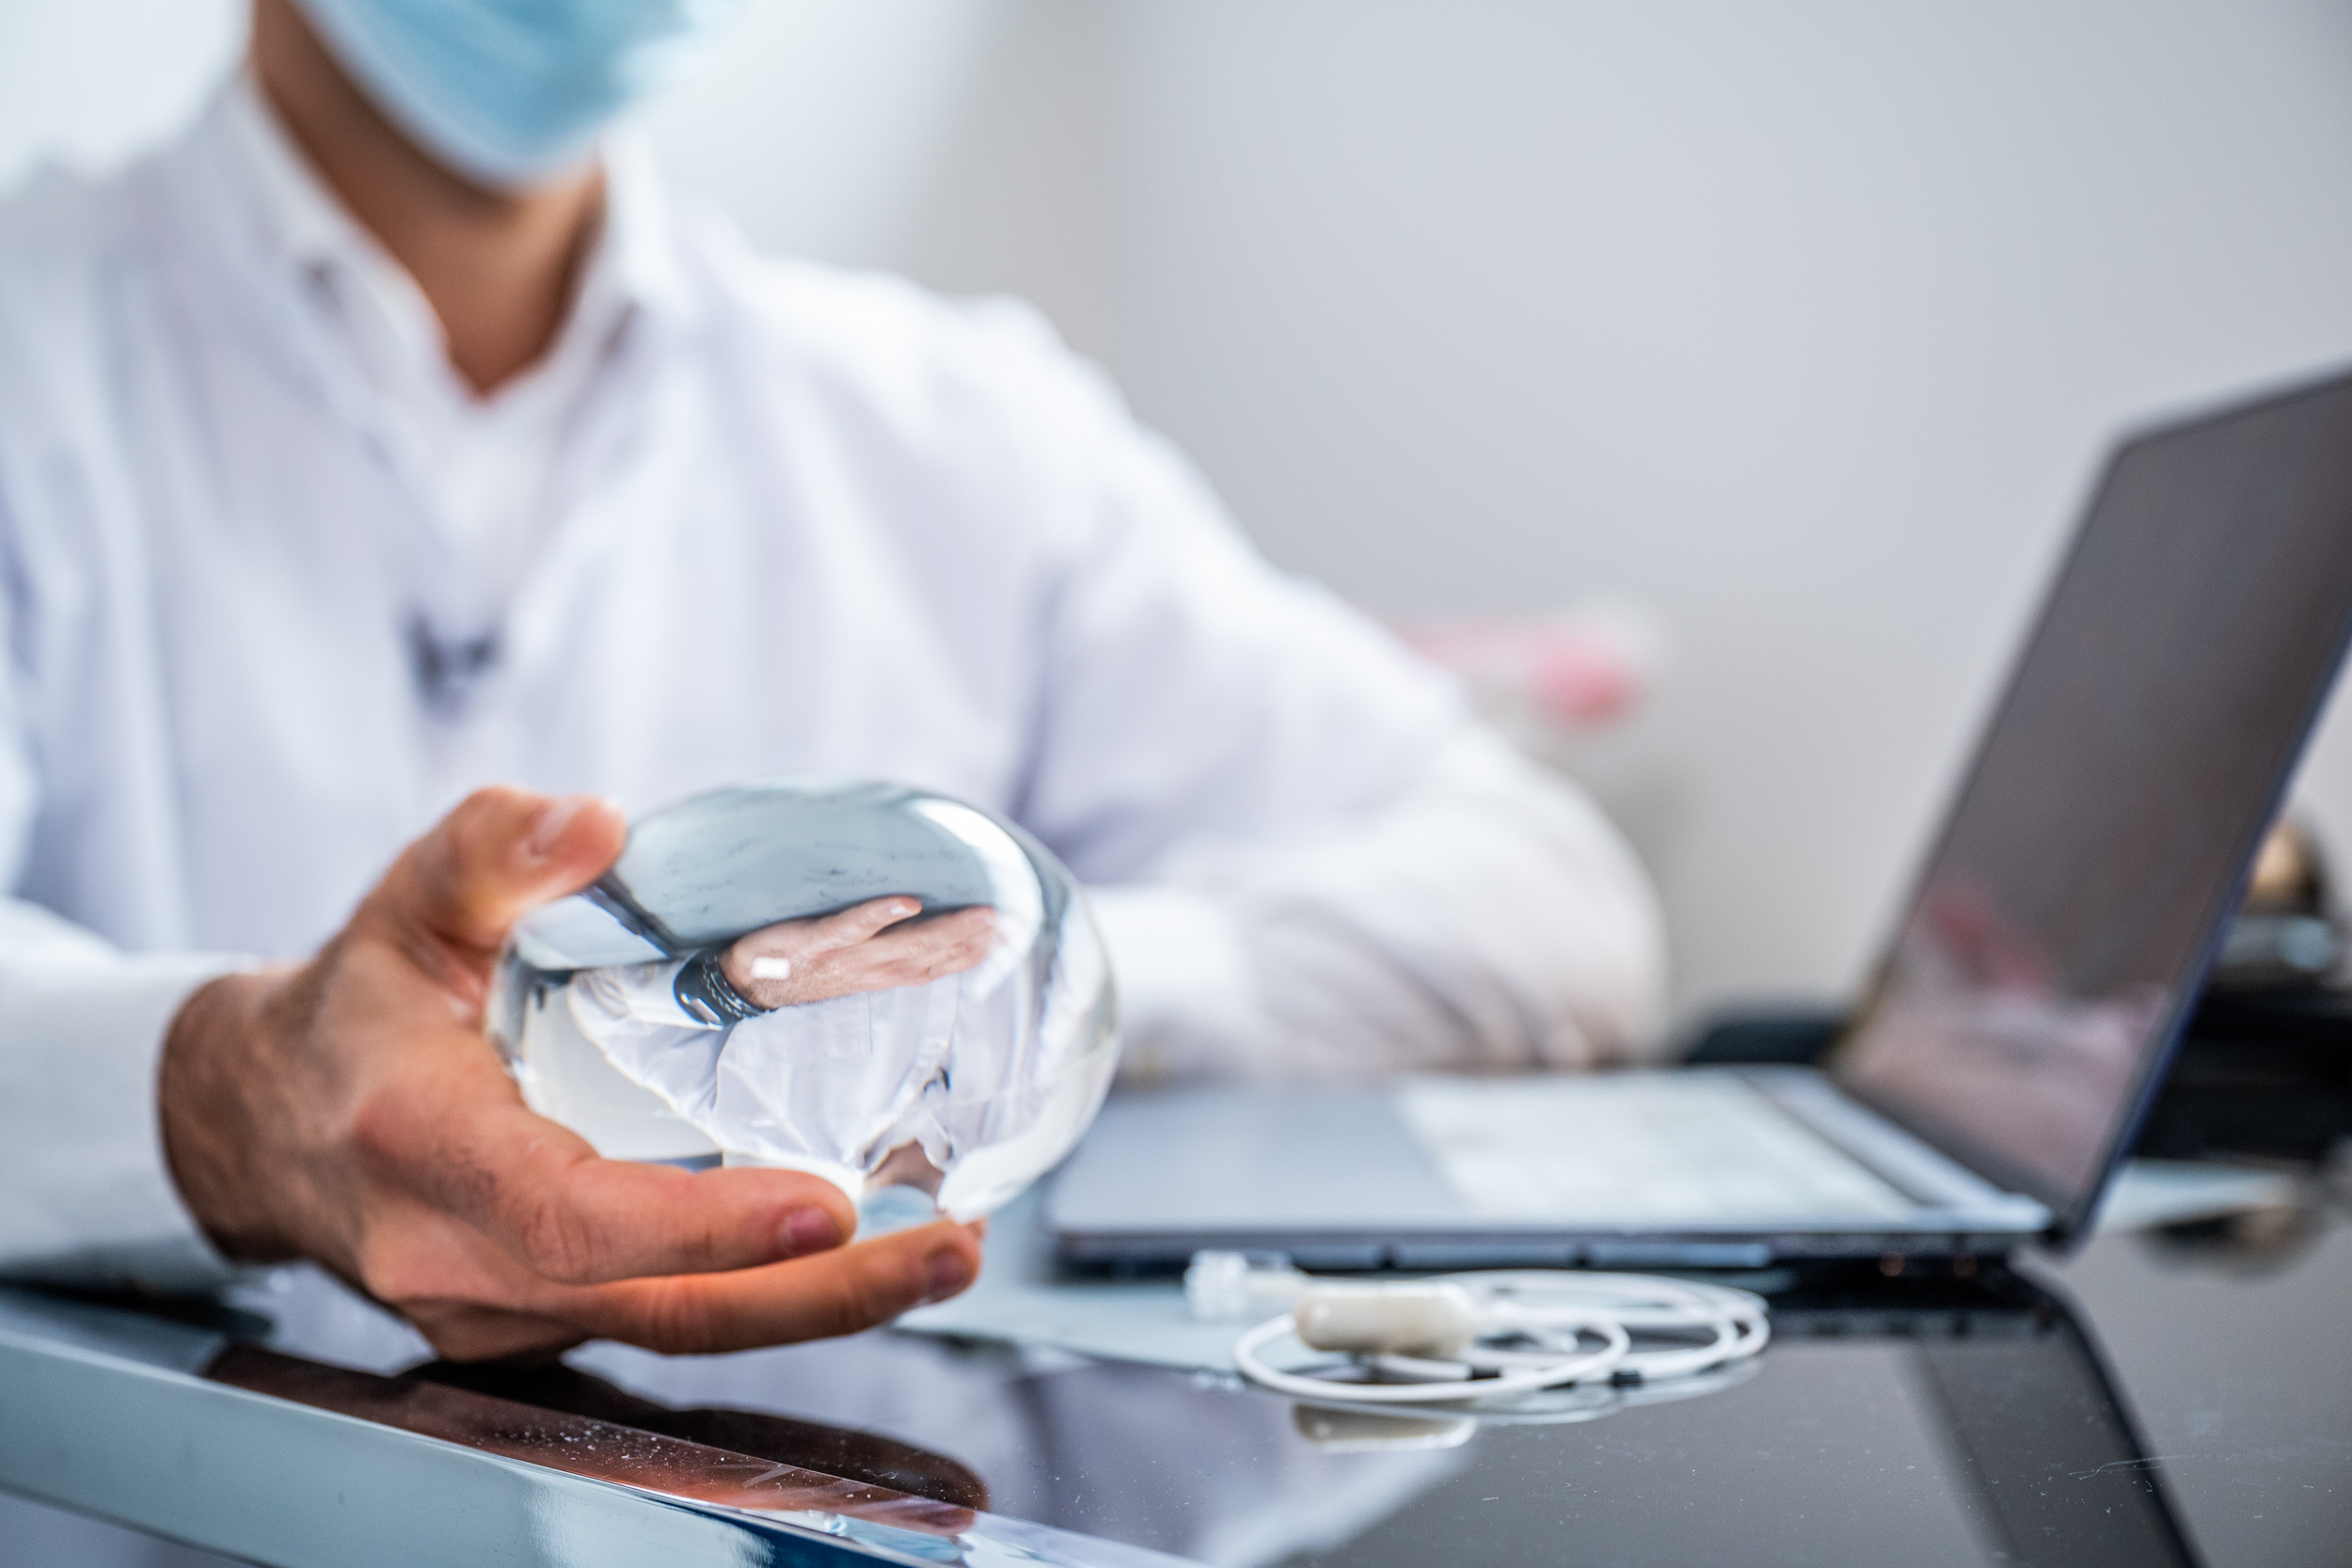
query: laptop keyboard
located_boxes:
[1394,1073,1916,1223]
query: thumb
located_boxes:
[377,786,628,961]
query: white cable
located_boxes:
[1226,1268,1769,1411]
[1286,1355,1765,1429]
[1460,1271,1771,1383]
[1233,1312,1629,1405]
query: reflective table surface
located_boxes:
[5,1159,2348,1567]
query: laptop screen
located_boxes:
[1831,369,2352,1240]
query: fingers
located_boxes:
[808,896,924,951]
[561,1219,986,1356]
[363,1145,982,1359]
[355,1051,858,1286]
[856,907,996,984]
[721,897,923,1000]
[484,1149,859,1285]
[367,1212,981,1361]
[727,903,996,1008]
[376,786,628,961]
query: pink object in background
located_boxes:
[1399,603,1663,733]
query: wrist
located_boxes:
[159,966,309,1264]
[675,948,771,1025]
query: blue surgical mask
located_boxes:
[293,0,746,189]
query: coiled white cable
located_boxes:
[1226,1269,1770,1410]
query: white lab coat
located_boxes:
[0,85,1665,1292]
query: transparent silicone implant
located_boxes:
[487,781,1120,1224]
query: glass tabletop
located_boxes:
[7,1160,2346,1567]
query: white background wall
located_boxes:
[6,0,2352,1025]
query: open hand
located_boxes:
[719,899,996,1010]
[158,787,984,1361]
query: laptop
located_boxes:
[1049,365,2352,1268]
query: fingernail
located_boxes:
[526,794,593,860]
[925,1248,975,1303]
[783,1208,842,1256]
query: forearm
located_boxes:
[0,897,245,1291]
[1091,731,1667,1081]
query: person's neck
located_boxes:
[248,0,604,396]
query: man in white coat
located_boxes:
[0,0,1665,1359]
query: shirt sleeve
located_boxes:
[0,898,241,1292]
[0,481,240,1291]
[1089,729,1668,1079]
[990,309,1668,1076]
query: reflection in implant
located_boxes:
[488,781,1120,1226]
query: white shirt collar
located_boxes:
[204,72,693,616]
[211,71,689,409]
[216,71,364,278]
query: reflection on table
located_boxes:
[9,1155,2351,1567]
